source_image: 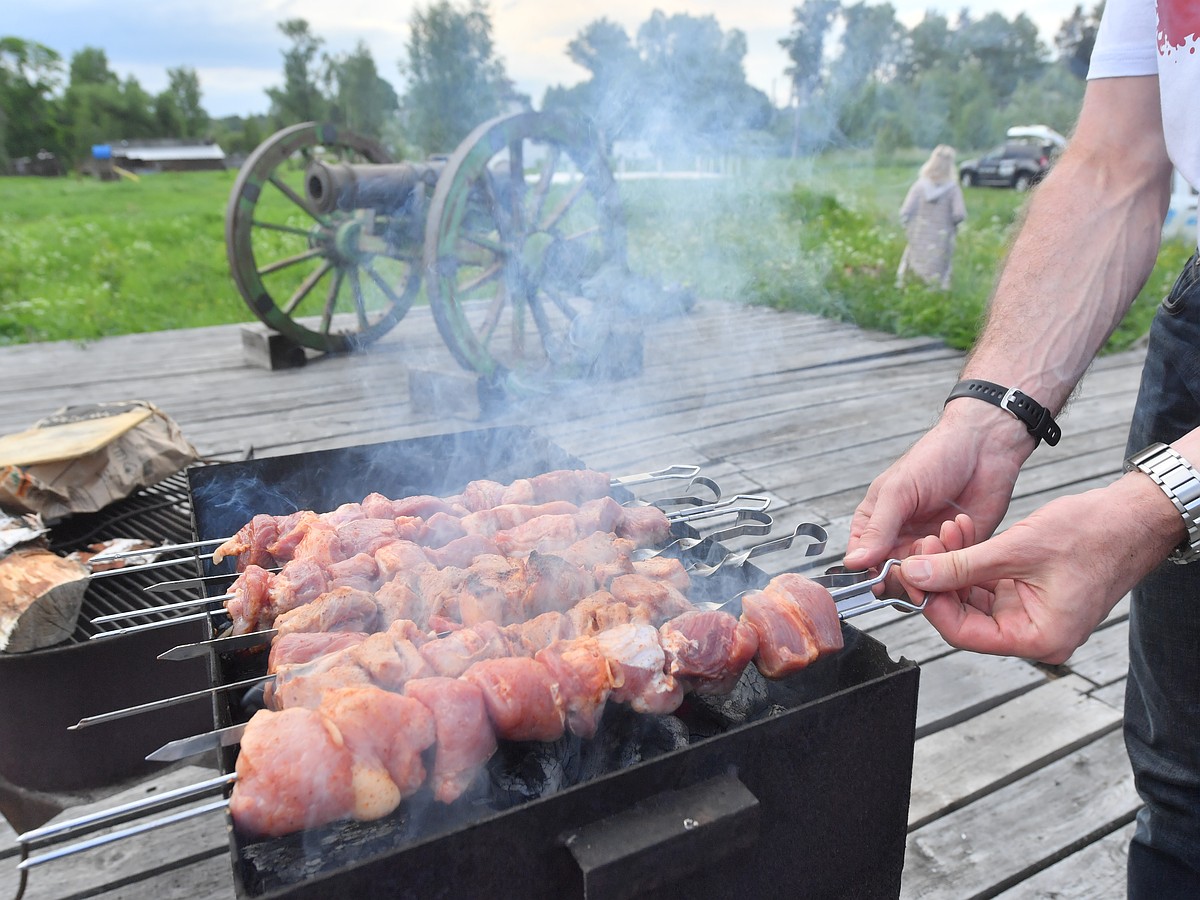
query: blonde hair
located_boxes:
[920,145,956,184]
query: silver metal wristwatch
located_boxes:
[1124,442,1200,565]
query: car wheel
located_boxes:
[961,171,976,187]
[1013,174,1032,192]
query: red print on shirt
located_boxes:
[1160,0,1200,56]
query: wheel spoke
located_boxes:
[283,260,334,315]
[459,230,507,255]
[321,269,345,335]
[252,219,313,238]
[268,174,324,226]
[525,288,559,358]
[479,281,508,350]
[541,178,588,232]
[349,267,370,331]
[560,224,601,244]
[542,283,577,320]
[362,260,405,309]
[257,247,326,277]
[457,261,504,296]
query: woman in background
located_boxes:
[896,145,967,289]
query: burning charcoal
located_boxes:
[689,662,771,727]
[487,734,579,809]
[639,714,692,757]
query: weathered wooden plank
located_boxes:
[914,652,1047,738]
[908,675,1123,827]
[902,729,1140,900]
[992,820,1134,900]
[1066,619,1130,688]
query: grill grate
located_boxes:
[46,470,210,641]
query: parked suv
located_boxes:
[958,142,1052,191]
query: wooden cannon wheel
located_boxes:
[423,111,628,384]
[225,122,422,353]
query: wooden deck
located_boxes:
[0,299,1145,898]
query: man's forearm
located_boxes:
[960,77,1173,414]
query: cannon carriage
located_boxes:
[225,111,632,383]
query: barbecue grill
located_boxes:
[0,473,214,833]
[176,426,920,899]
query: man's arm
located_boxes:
[845,74,1173,567]
[959,74,1173,413]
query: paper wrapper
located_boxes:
[0,401,198,522]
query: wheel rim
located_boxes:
[423,111,627,381]
[225,122,421,353]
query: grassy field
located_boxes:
[0,159,1188,352]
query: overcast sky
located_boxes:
[10,0,1084,118]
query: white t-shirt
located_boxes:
[1088,0,1200,191]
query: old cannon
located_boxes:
[225,111,632,382]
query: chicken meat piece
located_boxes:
[557,532,637,584]
[462,657,567,743]
[404,677,498,803]
[614,504,672,547]
[503,611,577,656]
[594,623,684,715]
[324,552,383,592]
[225,564,274,635]
[492,513,584,556]
[348,628,434,691]
[460,479,508,512]
[212,513,282,569]
[739,573,843,678]
[459,501,578,537]
[419,621,513,678]
[372,541,432,584]
[659,610,759,695]
[273,587,380,637]
[374,578,439,630]
[523,552,599,618]
[631,556,691,592]
[608,574,695,624]
[535,636,615,738]
[320,686,436,821]
[391,494,461,519]
[267,631,369,674]
[424,534,502,569]
[268,663,374,710]
[567,590,646,636]
[230,707,356,839]
[334,519,400,558]
[525,469,612,505]
[457,555,528,626]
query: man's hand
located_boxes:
[845,405,1032,570]
[898,474,1184,664]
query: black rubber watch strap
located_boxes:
[944,379,1062,447]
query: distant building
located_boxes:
[81,139,227,178]
[9,150,65,177]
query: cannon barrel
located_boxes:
[305,160,443,215]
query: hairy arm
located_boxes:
[846,75,1174,566]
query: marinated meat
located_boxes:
[659,610,759,695]
[535,637,615,738]
[615,504,672,546]
[594,623,684,715]
[404,676,497,803]
[608,574,695,624]
[420,621,513,678]
[523,552,598,618]
[230,707,356,839]
[740,574,842,678]
[320,687,436,820]
[631,556,691,592]
[273,587,380,637]
[268,631,369,673]
[503,611,577,656]
[462,657,567,743]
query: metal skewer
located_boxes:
[68,674,272,730]
[90,593,231,624]
[84,537,226,564]
[686,522,828,576]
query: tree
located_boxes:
[559,18,644,146]
[0,37,65,161]
[780,0,840,155]
[154,66,209,138]
[400,0,519,154]
[326,41,398,139]
[60,47,157,163]
[266,18,329,127]
[1054,3,1104,78]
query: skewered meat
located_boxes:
[273,587,380,637]
[404,676,497,803]
[231,686,436,837]
[213,469,616,567]
[739,573,843,678]
[534,637,615,739]
[230,706,356,839]
[659,610,758,695]
[462,657,567,743]
[419,621,512,678]
[594,623,684,715]
[268,631,369,673]
[608,573,695,624]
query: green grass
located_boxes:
[0,159,1187,352]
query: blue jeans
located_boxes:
[1125,251,1200,895]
